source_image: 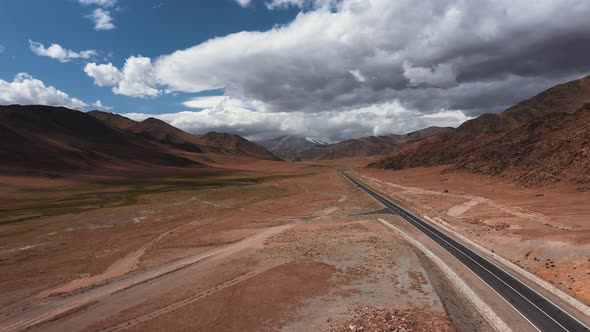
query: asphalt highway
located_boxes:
[341,171,589,332]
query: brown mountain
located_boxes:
[370,75,590,171]
[87,110,137,130]
[89,111,280,161]
[0,105,201,171]
[255,136,329,161]
[260,127,451,161]
[308,127,453,161]
[450,104,590,186]
[90,111,207,153]
[127,118,205,152]
[194,131,281,161]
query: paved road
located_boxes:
[341,171,589,332]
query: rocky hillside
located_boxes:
[87,110,137,130]
[371,75,590,168]
[370,75,590,186]
[90,112,206,153]
[257,127,451,162]
[450,104,590,187]
[90,111,279,161]
[256,136,328,161]
[194,131,281,161]
[304,127,452,161]
[0,105,200,171]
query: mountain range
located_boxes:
[88,111,279,160]
[0,106,278,173]
[0,105,454,174]
[256,127,451,161]
[370,75,590,186]
[3,74,589,186]
[255,136,329,161]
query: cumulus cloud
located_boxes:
[88,8,115,30]
[96,0,590,115]
[402,62,457,88]
[79,0,117,7]
[234,0,252,7]
[182,96,247,109]
[91,99,113,110]
[113,56,160,97]
[85,57,160,97]
[84,62,122,86]
[79,0,117,30]
[265,0,339,10]
[88,0,590,139]
[29,40,96,63]
[235,0,336,9]
[0,73,87,109]
[122,96,470,142]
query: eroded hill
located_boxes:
[370,75,590,186]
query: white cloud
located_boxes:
[125,0,590,117]
[402,62,457,88]
[79,0,117,30]
[0,73,87,109]
[113,56,160,97]
[265,0,339,10]
[86,0,590,139]
[79,0,117,7]
[91,99,113,110]
[29,40,96,63]
[348,69,366,83]
[236,0,335,9]
[132,0,590,118]
[88,8,115,30]
[0,44,5,54]
[84,62,122,86]
[234,0,252,7]
[85,57,160,97]
[121,97,470,142]
[182,96,247,109]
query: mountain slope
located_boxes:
[89,111,280,161]
[128,118,205,152]
[450,104,590,186]
[370,75,590,171]
[195,132,281,161]
[87,110,137,130]
[89,111,206,153]
[259,127,451,161]
[0,105,201,171]
[255,136,328,161]
[307,127,452,161]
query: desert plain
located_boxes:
[1,154,589,332]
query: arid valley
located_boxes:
[2,151,590,331]
[3,1,590,331]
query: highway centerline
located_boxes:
[340,171,589,332]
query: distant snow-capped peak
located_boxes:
[305,137,329,146]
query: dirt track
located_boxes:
[0,162,458,331]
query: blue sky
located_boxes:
[0,0,298,114]
[1,1,590,141]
